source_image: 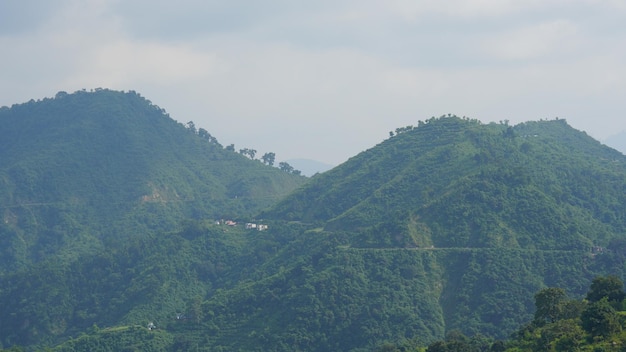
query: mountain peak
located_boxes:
[265,116,626,250]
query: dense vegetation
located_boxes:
[0,90,306,348]
[374,275,626,351]
[5,224,626,351]
[1,94,625,351]
[0,89,305,271]
[265,116,625,251]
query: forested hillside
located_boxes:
[265,116,625,250]
[1,99,625,352]
[0,89,305,271]
[379,275,626,351]
[0,90,306,348]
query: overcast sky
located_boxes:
[1,0,625,165]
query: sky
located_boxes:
[1,0,625,165]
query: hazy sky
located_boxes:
[1,0,625,165]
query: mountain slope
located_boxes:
[264,117,626,250]
[0,89,306,271]
[145,116,626,351]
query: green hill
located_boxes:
[0,89,305,271]
[0,89,306,347]
[211,116,625,349]
[264,116,625,250]
[1,102,626,351]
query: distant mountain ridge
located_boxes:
[605,130,626,155]
[284,158,334,176]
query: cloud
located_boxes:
[0,1,59,34]
[0,0,223,100]
[1,0,626,164]
[481,19,580,61]
[67,40,222,88]
[386,0,544,20]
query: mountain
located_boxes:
[0,88,306,269]
[605,130,626,155]
[284,158,334,176]
[2,103,626,351]
[265,117,626,249]
[0,89,308,348]
[164,116,626,351]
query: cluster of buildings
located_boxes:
[215,219,268,231]
[245,223,269,231]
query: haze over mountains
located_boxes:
[605,131,626,156]
[284,159,335,176]
[0,90,625,351]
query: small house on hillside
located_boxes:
[245,223,269,231]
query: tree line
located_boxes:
[185,120,302,175]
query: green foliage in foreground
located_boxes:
[376,276,626,352]
[502,277,626,352]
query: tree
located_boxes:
[426,331,479,352]
[279,162,294,173]
[239,148,257,159]
[534,287,567,325]
[394,126,414,135]
[426,340,474,352]
[552,321,584,352]
[559,299,586,320]
[490,341,506,352]
[261,152,276,166]
[537,319,584,352]
[581,297,621,337]
[225,144,235,152]
[189,295,204,324]
[585,275,625,304]
[186,121,196,134]
[198,128,221,145]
